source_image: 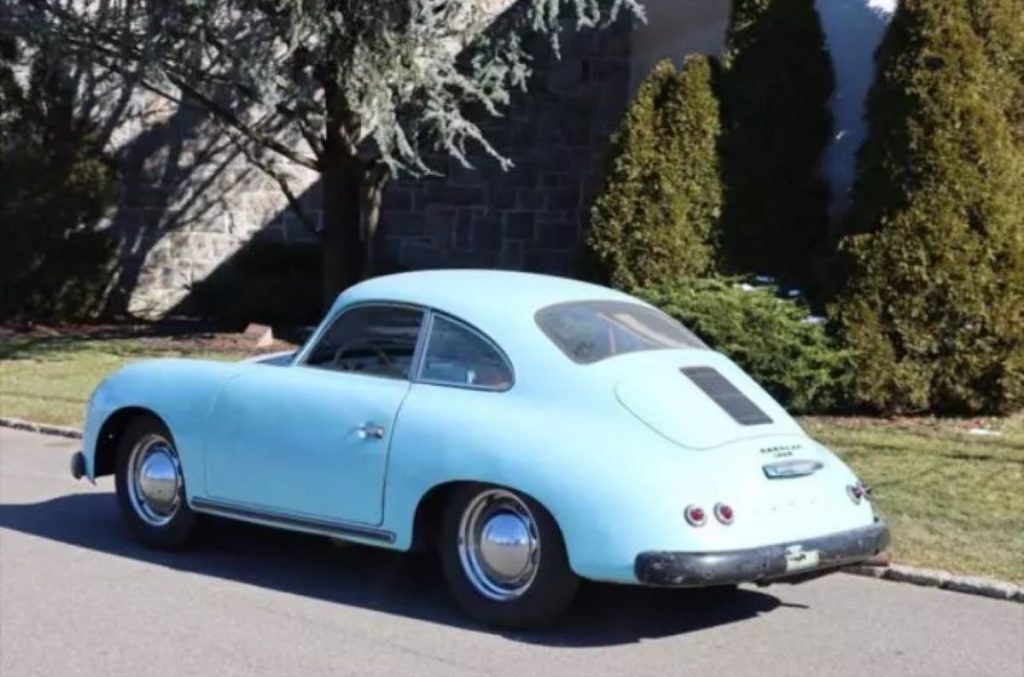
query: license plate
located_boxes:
[784,547,820,572]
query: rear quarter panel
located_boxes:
[385,369,875,584]
[383,381,710,582]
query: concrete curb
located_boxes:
[2,416,1021,604]
[0,417,83,440]
[845,564,1023,603]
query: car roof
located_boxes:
[333,270,636,327]
[325,270,659,391]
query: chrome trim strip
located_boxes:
[190,497,396,544]
[413,311,516,392]
[410,309,436,382]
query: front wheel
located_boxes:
[115,414,198,549]
[439,485,579,629]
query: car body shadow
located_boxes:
[0,492,783,646]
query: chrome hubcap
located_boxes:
[127,434,182,526]
[458,489,540,601]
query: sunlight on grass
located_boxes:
[804,417,1024,584]
[0,336,243,427]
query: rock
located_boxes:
[945,575,1019,601]
[846,560,1023,603]
[242,323,274,348]
[845,565,887,578]
[885,565,951,588]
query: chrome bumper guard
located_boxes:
[635,521,889,587]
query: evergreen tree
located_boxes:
[0,40,117,321]
[586,56,722,290]
[718,0,834,290]
[832,0,1024,414]
[970,0,1024,146]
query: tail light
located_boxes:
[684,504,707,527]
[714,502,735,525]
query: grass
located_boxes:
[805,416,1024,584]
[2,332,1022,583]
[0,334,247,427]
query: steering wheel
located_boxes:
[331,341,395,372]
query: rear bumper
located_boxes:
[635,521,889,587]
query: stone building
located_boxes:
[104,0,894,321]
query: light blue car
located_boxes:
[72,270,888,628]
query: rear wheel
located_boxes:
[115,415,198,549]
[439,485,579,629]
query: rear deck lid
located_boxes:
[615,353,802,449]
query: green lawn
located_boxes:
[2,333,1021,583]
[0,333,247,427]
[805,416,1023,584]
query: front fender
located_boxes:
[82,359,242,493]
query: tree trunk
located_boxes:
[320,159,364,309]
[361,168,389,279]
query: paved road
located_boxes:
[1,427,1021,677]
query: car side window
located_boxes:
[420,315,513,390]
[305,305,424,379]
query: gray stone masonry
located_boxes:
[103,24,631,319]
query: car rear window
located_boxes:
[535,301,707,364]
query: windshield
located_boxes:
[535,301,707,364]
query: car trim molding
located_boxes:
[414,310,516,392]
[190,497,396,543]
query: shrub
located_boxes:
[831,0,1024,415]
[585,55,722,291]
[638,278,850,414]
[718,0,834,290]
[0,42,117,322]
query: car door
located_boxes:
[202,304,425,526]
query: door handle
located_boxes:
[356,424,386,440]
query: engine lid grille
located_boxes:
[681,366,773,426]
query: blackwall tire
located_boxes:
[439,484,579,629]
[114,414,198,549]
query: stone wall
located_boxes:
[103,24,632,320]
[101,93,319,318]
[377,25,632,277]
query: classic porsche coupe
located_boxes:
[72,270,887,627]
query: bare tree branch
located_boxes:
[212,115,320,235]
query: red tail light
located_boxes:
[714,503,735,525]
[684,505,707,527]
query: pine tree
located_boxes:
[586,56,722,291]
[831,0,1024,414]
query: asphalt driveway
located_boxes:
[1,426,1021,677]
